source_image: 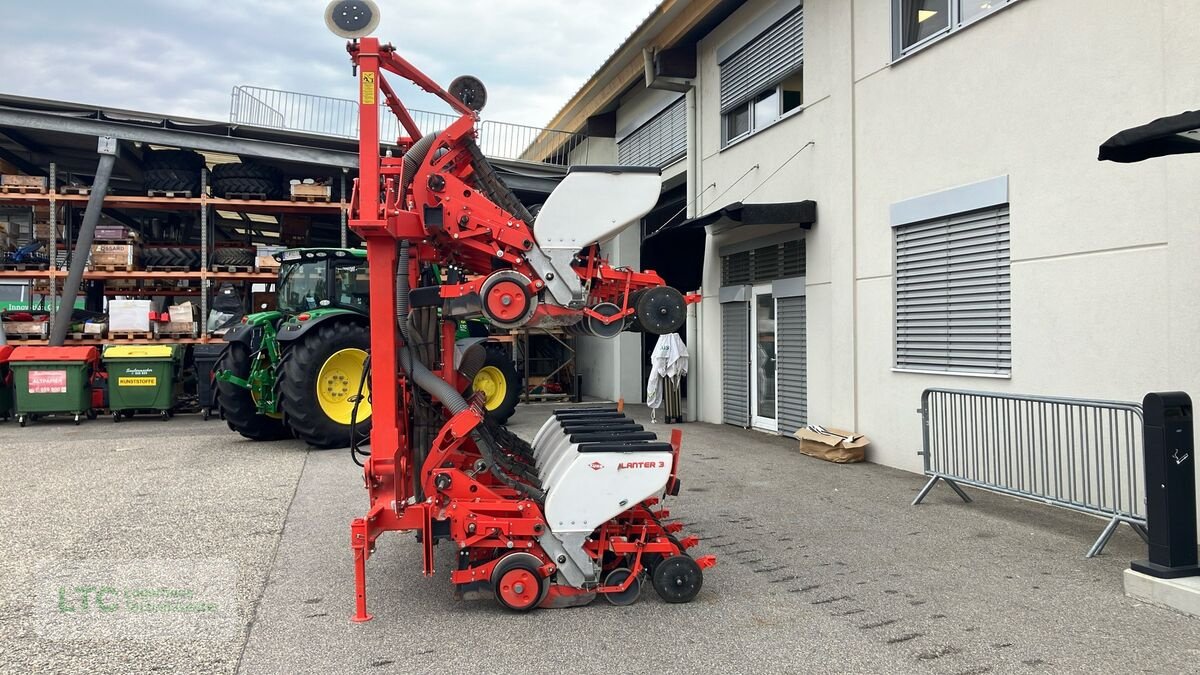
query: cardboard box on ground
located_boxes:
[793,426,870,464]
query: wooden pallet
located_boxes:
[0,184,47,195]
[211,264,254,273]
[90,264,138,272]
[224,192,268,201]
[109,331,154,341]
[0,262,50,271]
[59,186,92,196]
[147,189,193,198]
[5,332,49,341]
[144,265,191,272]
[156,328,199,338]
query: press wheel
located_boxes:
[651,555,702,604]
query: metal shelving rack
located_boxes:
[0,162,347,345]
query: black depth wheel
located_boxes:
[214,342,291,441]
[603,567,642,606]
[491,552,548,612]
[651,555,703,604]
[634,286,686,335]
[278,320,371,449]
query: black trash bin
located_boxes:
[193,343,226,421]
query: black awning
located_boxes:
[1098,110,1200,163]
[646,200,816,240]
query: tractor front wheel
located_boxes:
[472,346,520,425]
[214,342,291,441]
[278,321,371,449]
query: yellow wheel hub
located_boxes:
[473,365,508,411]
[316,348,371,425]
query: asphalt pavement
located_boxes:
[1,405,1197,674]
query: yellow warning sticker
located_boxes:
[118,376,157,387]
[360,71,376,105]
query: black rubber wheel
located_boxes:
[142,149,204,194]
[86,409,97,420]
[112,411,120,423]
[277,320,371,449]
[211,248,256,268]
[471,345,520,425]
[121,410,135,419]
[18,415,27,427]
[634,286,686,335]
[211,162,283,199]
[490,552,548,612]
[651,555,703,604]
[214,342,291,441]
[603,567,642,606]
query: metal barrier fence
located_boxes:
[229,85,585,166]
[913,388,1149,557]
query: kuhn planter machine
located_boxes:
[326,1,713,618]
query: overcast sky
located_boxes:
[3,0,659,129]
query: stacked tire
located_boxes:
[211,162,283,199]
[142,247,202,269]
[143,149,204,194]
[210,247,256,268]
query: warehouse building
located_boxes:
[548,0,1200,475]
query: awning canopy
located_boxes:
[646,200,816,240]
[1098,110,1200,163]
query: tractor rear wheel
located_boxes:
[278,320,371,449]
[214,342,291,441]
[472,346,520,425]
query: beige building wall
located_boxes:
[686,0,1200,492]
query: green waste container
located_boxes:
[0,345,13,422]
[103,344,182,421]
[8,346,99,426]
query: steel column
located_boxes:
[50,138,117,346]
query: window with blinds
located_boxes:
[721,239,806,285]
[719,6,804,145]
[618,98,687,168]
[894,205,1011,375]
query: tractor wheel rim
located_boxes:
[473,365,507,411]
[316,348,371,424]
[498,568,539,609]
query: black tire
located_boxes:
[142,149,203,194]
[143,168,199,193]
[211,248,255,267]
[651,555,703,604]
[277,320,371,449]
[214,342,291,441]
[472,345,520,425]
[211,162,283,199]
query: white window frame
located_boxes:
[721,78,804,147]
[892,0,1023,61]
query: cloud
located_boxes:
[2,0,659,129]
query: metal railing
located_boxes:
[229,85,585,166]
[912,388,1150,557]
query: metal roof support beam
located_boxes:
[0,108,359,168]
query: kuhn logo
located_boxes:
[618,460,666,471]
[589,461,604,471]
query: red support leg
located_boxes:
[350,517,373,622]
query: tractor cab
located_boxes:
[275,248,369,315]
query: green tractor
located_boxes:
[214,248,519,448]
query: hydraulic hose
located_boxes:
[393,241,543,500]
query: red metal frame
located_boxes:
[343,37,711,620]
